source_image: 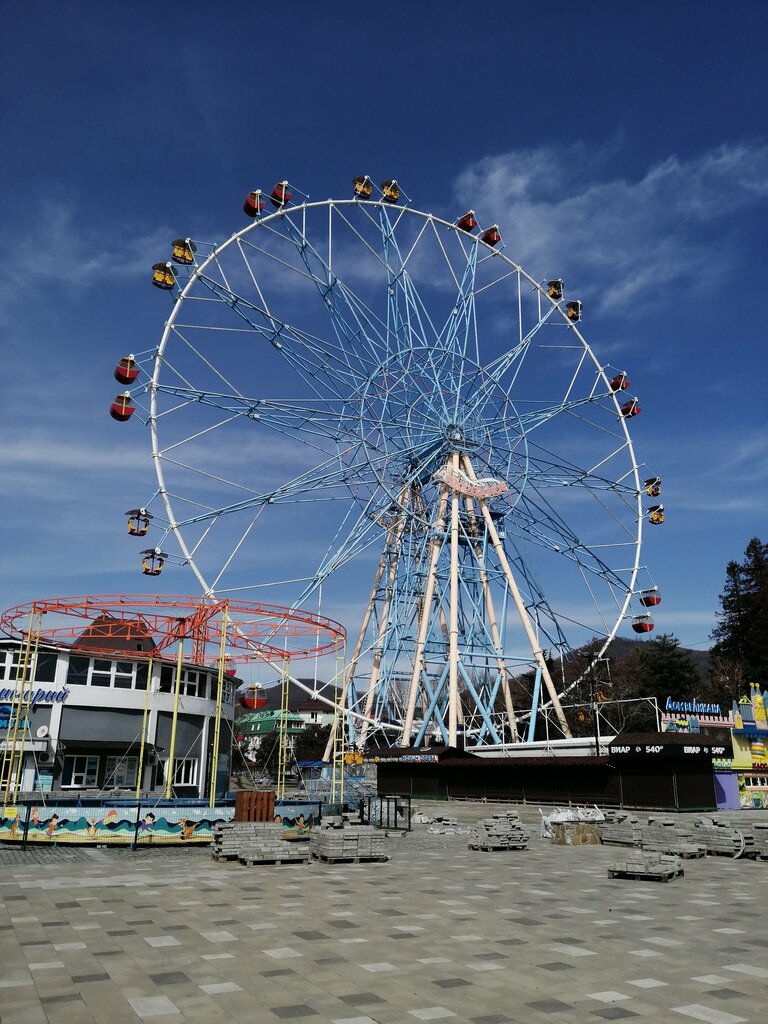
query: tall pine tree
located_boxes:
[711,537,768,682]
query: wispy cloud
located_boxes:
[453,142,768,311]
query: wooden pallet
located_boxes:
[469,843,528,851]
[212,853,240,862]
[239,858,307,867]
[310,853,389,864]
[608,865,684,882]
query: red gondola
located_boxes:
[609,372,629,392]
[243,190,265,217]
[114,355,139,385]
[353,175,373,199]
[632,614,655,634]
[381,179,400,203]
[171,238,197,265]
[620,398,641,418]
[639,589,662,607]
[152,262,176,289]
[270,181,292,208]
[238,683,267,710]
[547,279,563,301]
[110,392,135,422]
[480,225,501,247]
[456,210,478,232]
[126,508,152,537]
[565,300,582,321]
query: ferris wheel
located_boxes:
[112,177,662,748]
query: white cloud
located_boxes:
[453,142,768,311]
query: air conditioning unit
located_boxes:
[147,751,158,766]
[38,750,55,765]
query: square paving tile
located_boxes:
[128,995,180,1018]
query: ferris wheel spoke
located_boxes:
[152,386,358,453]
[276,210,394,366]
[192,271,376,400]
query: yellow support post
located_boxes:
[209,609,228,808]
[275,654,290,802]
[330,641,346,807]
[135,658,154,800]
[1,608,41,808]
[165,635,185,800]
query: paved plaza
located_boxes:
[1,803,767,1024]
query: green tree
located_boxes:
[638,633,700,701]
[711,537,768,682]
[293,724,332,762]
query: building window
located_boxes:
[105,756,138,787]
[114,662,134,689]
[135,663,149,691]
[91,659,112,687]
[67,656,90,687]
[61,755,100,788]
[163,758,198,787]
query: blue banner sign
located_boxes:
[665,697,721,715]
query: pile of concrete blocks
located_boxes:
[426,814,461,835]
[608,851,684,883]
[310,817,388,863]
[469,811,529,851]
[599,811,644,847]
[212,822,309,866]
[748,823,768,860]
[640,818,705,858]
[691,818,753,859]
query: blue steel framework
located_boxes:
[125,187,657,748]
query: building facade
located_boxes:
[0,634,235,800]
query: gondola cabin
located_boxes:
[152,262,176,290]
[243,190,265,217]
[126,508,152,537]
[565,300,582,321]
[353,175,373,199]
[639,589,662,607]
[480,225,501,247]
[620,398,641,418]
[610,372,629,392]
[547,279,564,301]
[270,181,291,208]
[456,210,478,232]
[110,392,135,422]
[381,179,400,203]
[648,505,665,525]
[141,549,166,576]
[171,238,197,265]
[632,614,655,634]
[644,476,662,497]
[238,684,267,711]
[114,355,139,385]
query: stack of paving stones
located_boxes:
[748,821,768,860]
[640,818,706,858]
[598,810,644,846]
[469,810,529,851]
[212,822,309,866]
[309,815,388,863]
[426,814,461,834]
[608,850,684,882]
[691,817,754,858]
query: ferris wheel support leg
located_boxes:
[463,493,519,742]
[527,666,543,743]
[448,453,461,748]
[462,455,573,740]
[357,514,407,748]
[321,521,392,762]
[400,484,450,746]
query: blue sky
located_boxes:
[1,2,766,664]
